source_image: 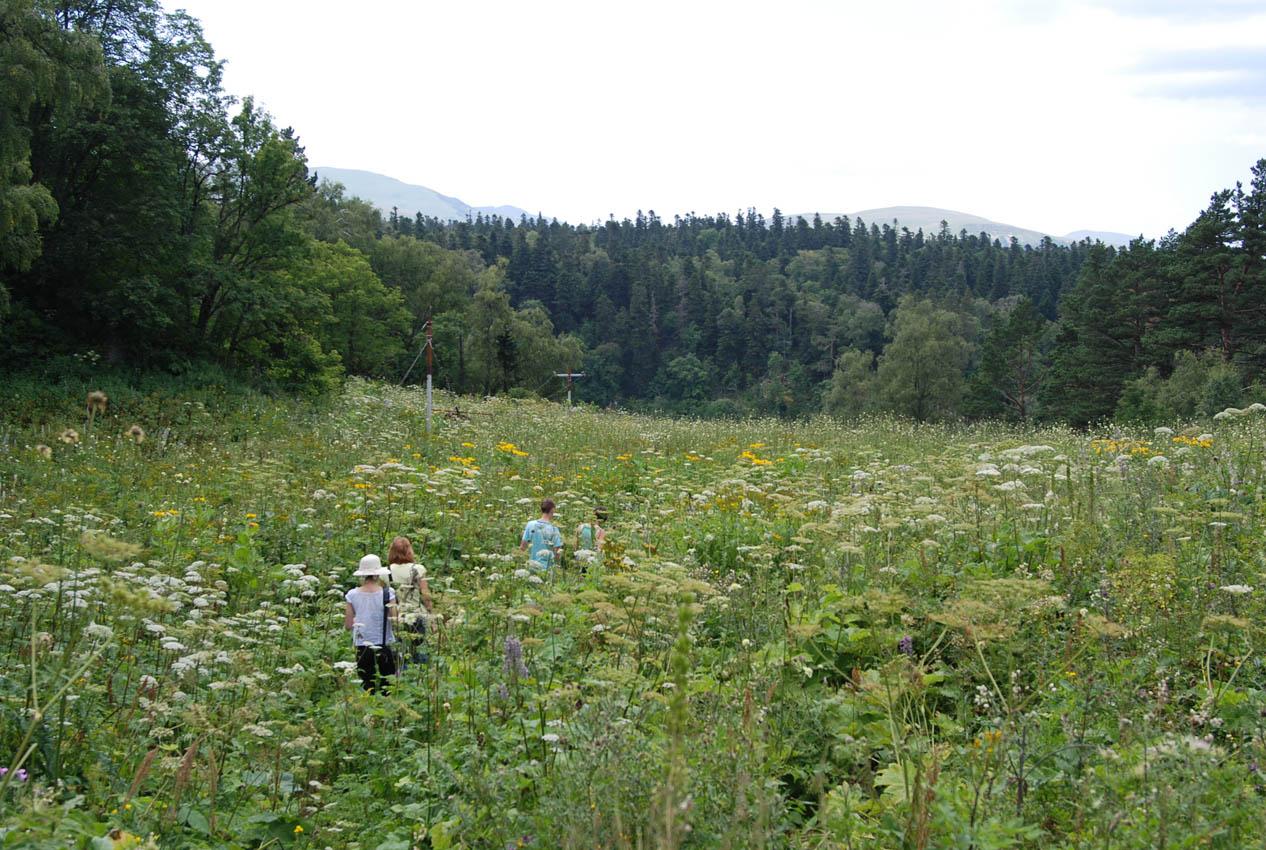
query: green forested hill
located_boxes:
[2,0,1264,427]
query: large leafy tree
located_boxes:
[823,349,878,419]
[876,296,975,421]
[24,7,220,360]
[281,240,410,377]
[0,0,107,325]
[179,98,314,352]
[370,235,476,339]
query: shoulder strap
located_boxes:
[381,586,389,646]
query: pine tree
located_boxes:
[969,298,1049,422]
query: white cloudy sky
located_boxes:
[163,0,1266,238]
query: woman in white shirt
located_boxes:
[344,554,396,692]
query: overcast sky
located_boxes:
[163,0,1266,239]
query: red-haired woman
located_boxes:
[386,536,432,664]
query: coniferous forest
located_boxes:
[4,0,1266,426]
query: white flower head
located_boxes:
[85,622,114,640]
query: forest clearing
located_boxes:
[1,379,1264,848]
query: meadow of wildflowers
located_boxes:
[1,378,1265,848]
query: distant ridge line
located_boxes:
[788,206,1134,248]
[313,166,534,223]
[315,168,1134,248]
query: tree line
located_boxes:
[3,1,1264,424]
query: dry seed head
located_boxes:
[125,424,145,443]
[80,531,143,561]
[34,444,52,459]
[18,560,67,584]
[60,428,79,445]
[102,579,177,613]
[126,748,159,803]
[86,390,108,414]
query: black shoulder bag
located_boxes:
[379,586,397,675]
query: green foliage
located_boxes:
[877,296,976,421]
[0,0,108,327]
[3,380,1266,847]
[5,0,1266,423]
[823,348,877,419]
[969,297,1050,423]
[1115,349,1246,424]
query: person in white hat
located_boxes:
[344,554,397,692]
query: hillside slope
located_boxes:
[313,166,532,221]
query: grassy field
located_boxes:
[1,379,1264,849]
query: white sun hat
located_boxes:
[353,553,387,577]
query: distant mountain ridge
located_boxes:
[792,206,1135,248]
[317,168,1136,248]
[313,167,533,222]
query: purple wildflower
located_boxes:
[898,634,914,657]
[503,636,528,679]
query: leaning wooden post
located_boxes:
[425,317,434,436]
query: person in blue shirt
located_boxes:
[576,505,607,553]
[520,497,563,570]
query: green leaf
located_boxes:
[873,762,910,804]
[430,819,458,850]
[846,627,871,643]
[374,833,412,850]
[181,806,211,834]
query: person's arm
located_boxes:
[387,588,399,622]
[344,601,355,631]
[419,576,433,612]
[519,523,530,552]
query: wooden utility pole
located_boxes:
[553,367,586,406]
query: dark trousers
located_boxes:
[355,644,396,693]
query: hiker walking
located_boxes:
[520,498,563,571]
[576,506,607,553]
[344,554,397,693]
[386,536,432,665]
